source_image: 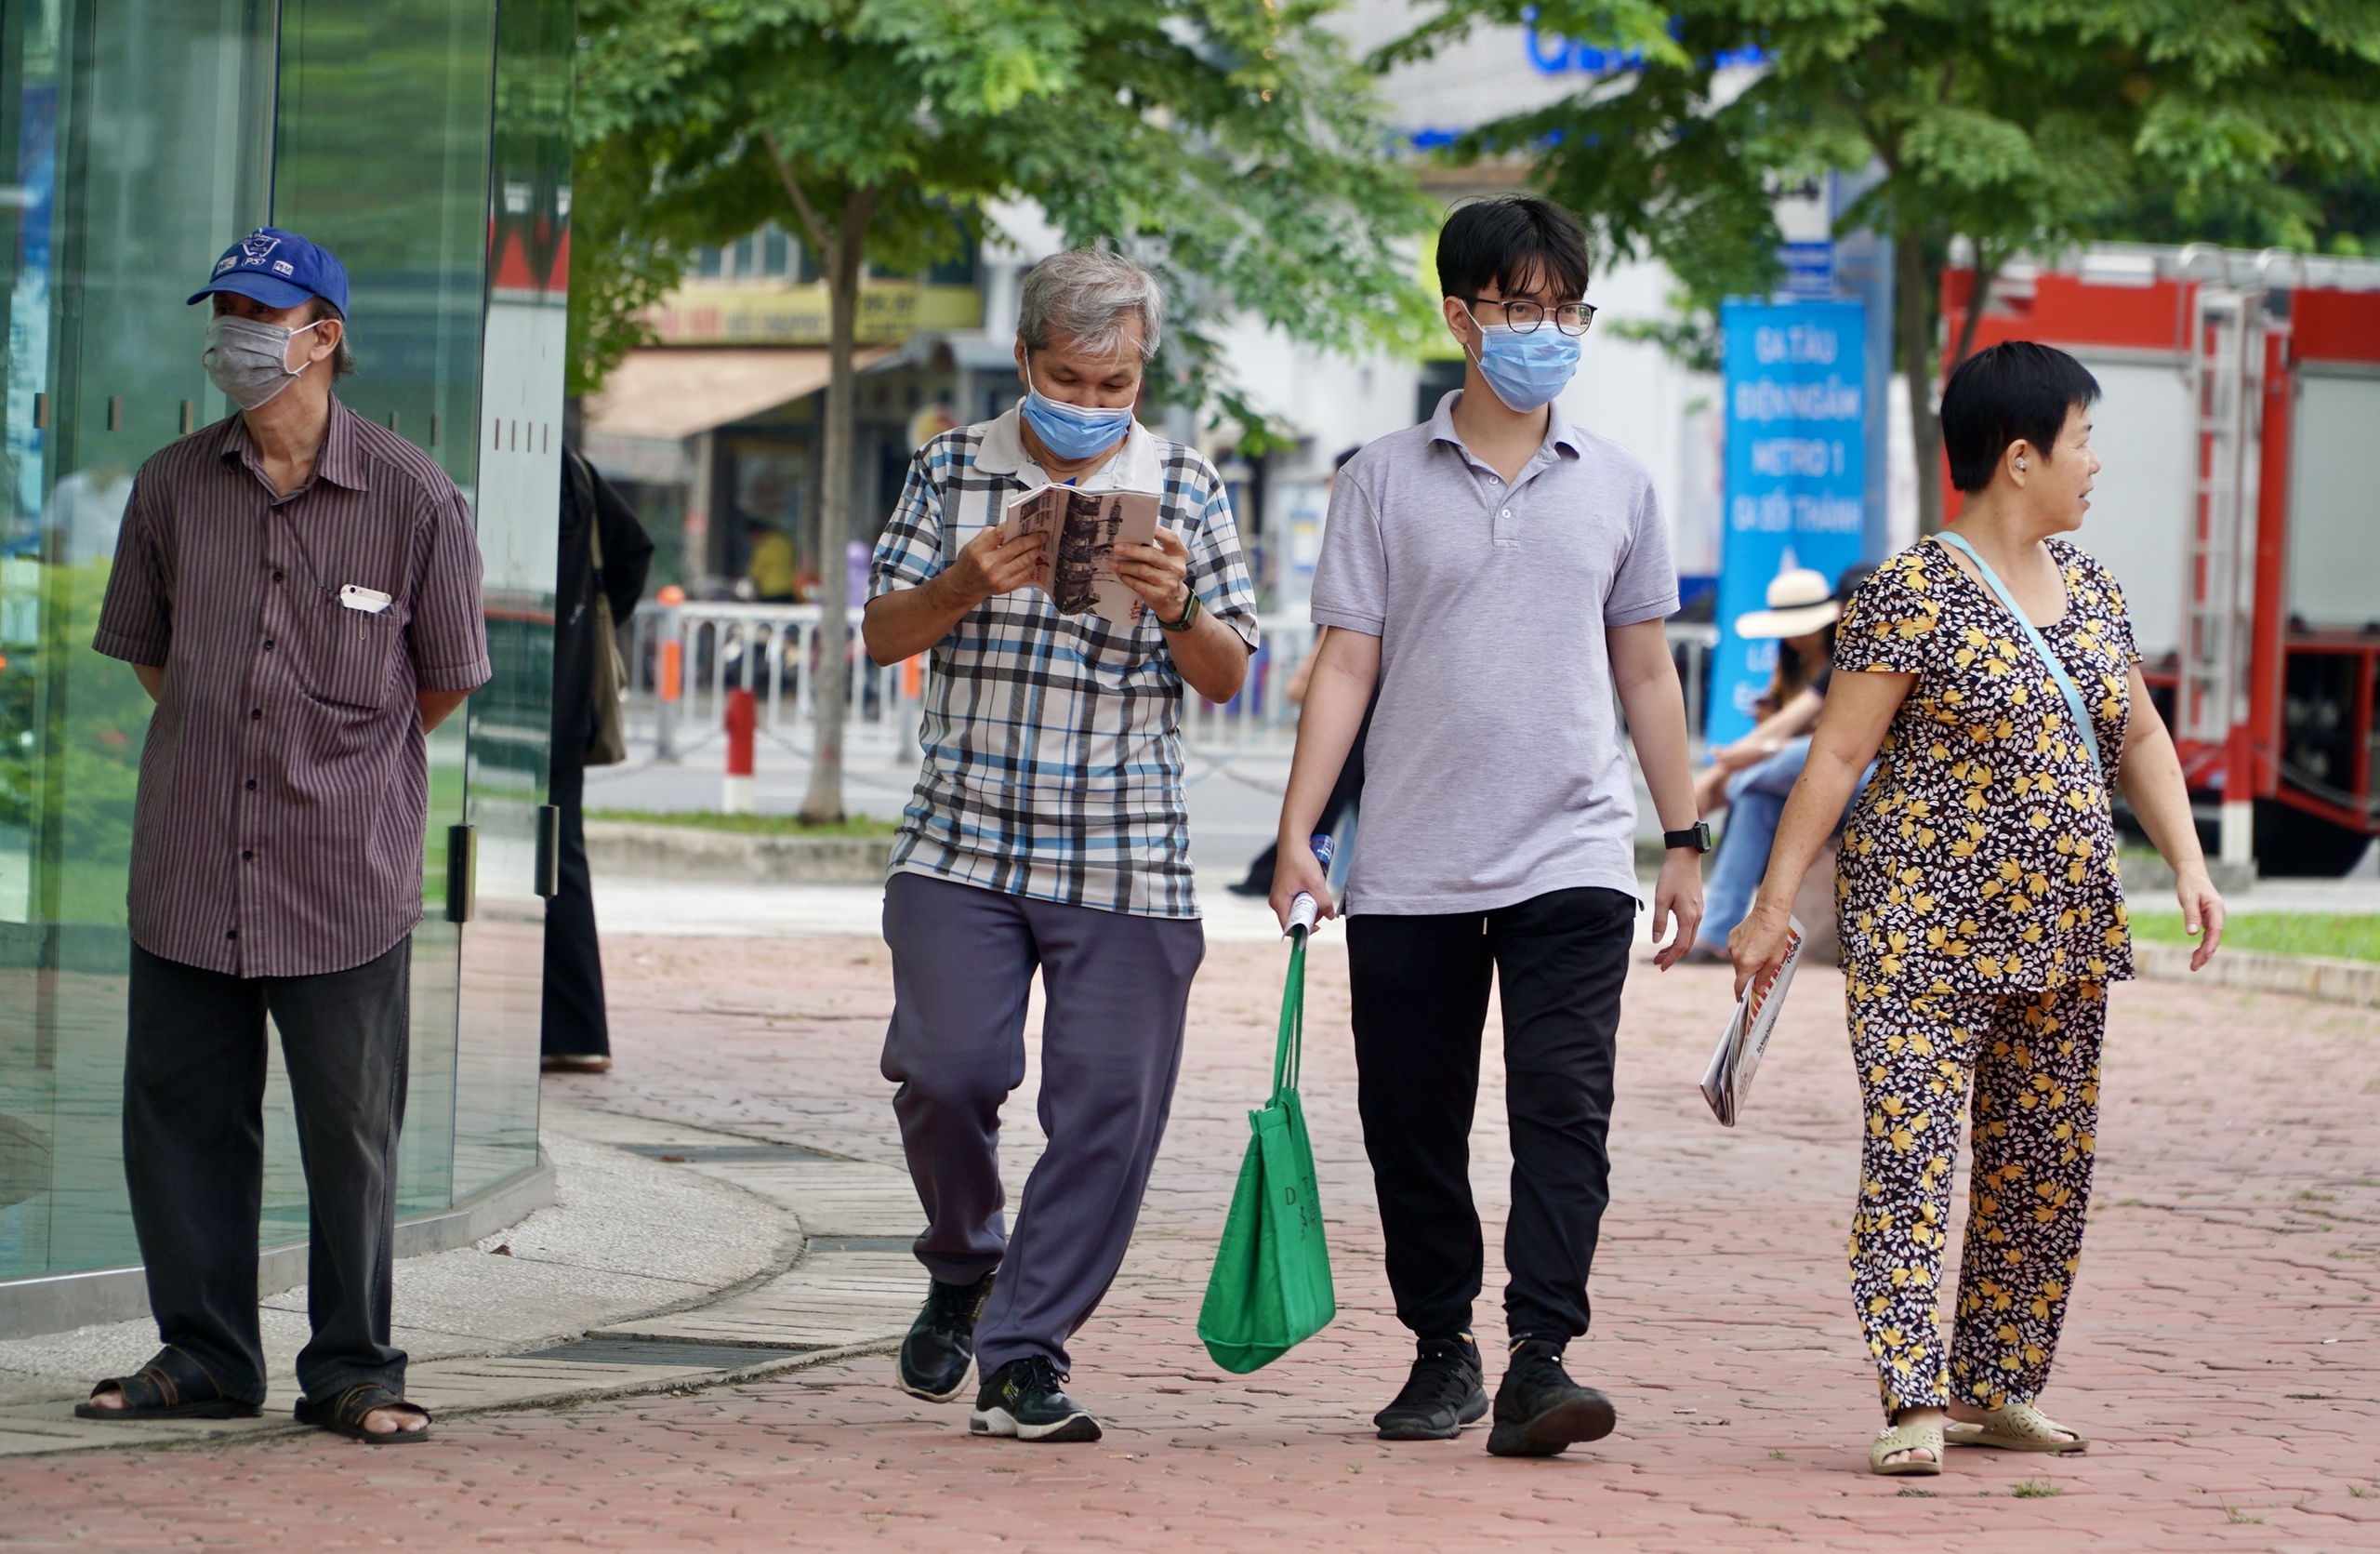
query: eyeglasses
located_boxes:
[1463,297,1597,337]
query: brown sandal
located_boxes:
[74,1348,260,1421]
[295,1382,431,1443]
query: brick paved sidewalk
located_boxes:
[5,933,2375,1551]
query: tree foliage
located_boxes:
[1386,0,2380,533]
[571,0,1436,415]
[574,0,1435,817]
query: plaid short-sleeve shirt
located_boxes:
[870,406,1259,917]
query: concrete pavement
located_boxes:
[1,903,2373,1550]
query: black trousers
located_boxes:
[1346,886,1634,1347]
[124,938,411,1404]
[541,759,610,1057]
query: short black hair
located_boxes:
[1435,196,1591,304]
[1939,341,2100,494]
[1332,445,1362,472]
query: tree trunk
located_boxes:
[799,191,875,823]
[1897,234,1946,538]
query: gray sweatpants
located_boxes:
[880,871,1204,1375]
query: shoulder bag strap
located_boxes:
[1936,532,2101,771]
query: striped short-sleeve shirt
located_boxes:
[871,406,1259,918]
[93,401,491,977]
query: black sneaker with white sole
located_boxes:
[969,1356,1102,1442]
[1485,1338,1617,1458]
[1373,1335,1488,1441]
[895,1271,995,1402]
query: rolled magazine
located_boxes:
[1699,916,1805,1128]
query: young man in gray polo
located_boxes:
[862,249,1259,1442]
[1272,196,1707,1457]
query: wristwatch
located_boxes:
[1663,822,1713,855]
[1156,587,1201,633]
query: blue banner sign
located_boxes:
[1709,299,1868,749]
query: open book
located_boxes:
[999,485,1161,623]
[1699,916,1805,1127]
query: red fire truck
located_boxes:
[1945,245,2380,875]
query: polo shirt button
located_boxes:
[241,849,254,860]
[271,570,284,582]
[226,929,237,940]
[250,708,261,720]
[244,777,257,790]
[262,639,274,650]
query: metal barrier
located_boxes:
[620,602,1714,758]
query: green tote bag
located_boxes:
[1197,918,1336,1373]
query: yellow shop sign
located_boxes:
[644,281,983,346]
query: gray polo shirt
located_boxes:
[1311,391,1677,915]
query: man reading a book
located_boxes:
[862,248,1259,1443]
[1270,195,1707,1456]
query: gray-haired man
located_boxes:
[862,250,1259,1442]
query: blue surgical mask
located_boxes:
[1021,356,1136,460]
[1470,320,1581,414]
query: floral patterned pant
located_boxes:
[1845,975,2106,1416]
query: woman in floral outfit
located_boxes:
[1731,341,2227,1476]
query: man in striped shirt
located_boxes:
[863,249,1258,1443]
[83,229,487,1442]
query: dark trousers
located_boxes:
[541,760,610,1057]
[1347,886,1634,1347]
[124,938,412,1404]
[880,871,1204,1375]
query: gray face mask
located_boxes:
[202,313,323,410]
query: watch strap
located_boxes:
[1157,588,1201,633]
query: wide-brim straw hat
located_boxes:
[1734,567,1842,639]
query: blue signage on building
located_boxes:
[1709,299,1868,748]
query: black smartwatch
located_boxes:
[1663,822,1713,855]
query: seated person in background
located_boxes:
[1683,564,1873,963]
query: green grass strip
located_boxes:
[2129,911,2380,965]
[587,808,899,838]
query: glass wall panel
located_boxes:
[0,0,278,1281]
[271,0,503,1223]
[453,0,571,1201]
[0,0,559,1300]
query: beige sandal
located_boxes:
[1869,1418,1945,1475]
[1945,1401,2086,1454]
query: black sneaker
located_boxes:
[894,1271,995,1402]
[969,1356,1102,1442]
[1373,1335,1488,1441]
[1486,1338,1616,1458]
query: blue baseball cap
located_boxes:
[186,227,350,314]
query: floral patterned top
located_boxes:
[1832,537,2139,995]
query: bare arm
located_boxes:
[862,525,1047,666]
[133,664,164,701]
[1726,669,1912,995]
[2116,662,2224,968]
[1608,618,1705,968]
[1268,627,1380,927]
[1111,526,1250,704]
[418,689,469,732]
[1718,684,1826,770]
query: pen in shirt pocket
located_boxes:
[337,584,393,615]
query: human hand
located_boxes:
[1648,848,1705,971]
[2173,864,2226,971]
[1728,898,1792,1000]
[1113,525,1192,620]
[945,525,1047,604]
[1268,836,1335,932]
